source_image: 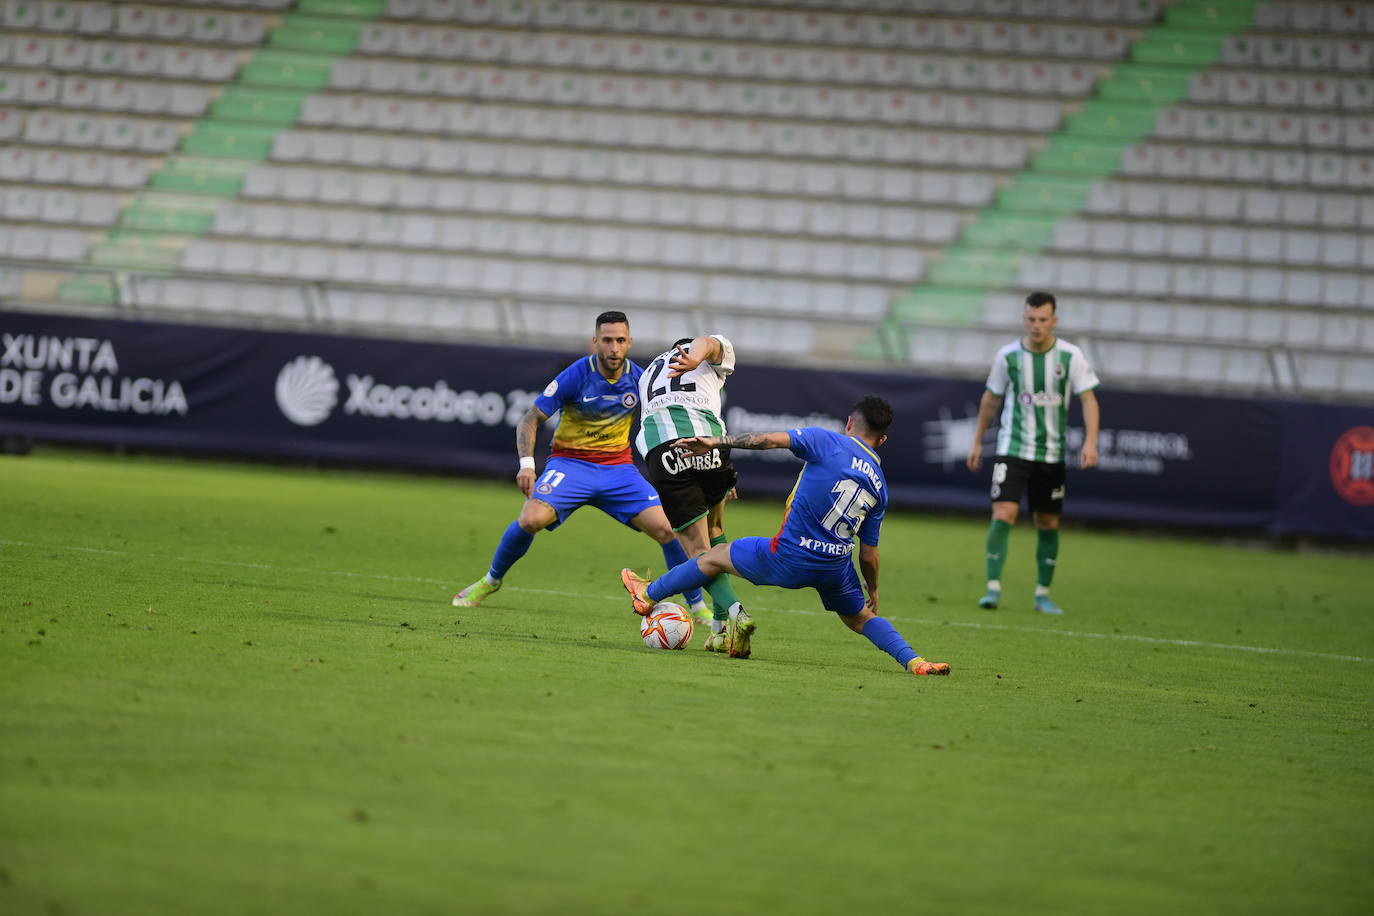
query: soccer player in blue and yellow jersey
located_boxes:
[453,311,706,615]
[620,397,950,676]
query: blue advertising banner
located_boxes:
[1,311,1370,539]
[719,370,1281,530]
[1275,407,1374,539]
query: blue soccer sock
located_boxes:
[859,615,919,669]
[659,539,705,607]
[647,557,712,604]
[487,521,534,581]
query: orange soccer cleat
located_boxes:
[620,568,655,616]
[908,657,951,676]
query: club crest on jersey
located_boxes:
[621,392,637,408]
[1055,362,1067,378]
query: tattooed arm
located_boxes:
[515,405,549,497]
[675,431,792,456]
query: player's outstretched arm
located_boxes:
[966,390,1003,472]
[515,405,549,497]
[667,335,722,377]
[858,543,880,613]
[675,431,793,456]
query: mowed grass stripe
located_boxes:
[3,538,1367,664]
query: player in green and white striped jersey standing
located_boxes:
[966,292,1101,614]
[636,334,753,656]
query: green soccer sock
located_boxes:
[985,520,1011,584]
[705,534,741,621]
[1036,528,1060,588]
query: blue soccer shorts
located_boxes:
[728,536,868,615]
[529,457,662,531]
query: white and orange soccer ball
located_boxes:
[639,602,694,650]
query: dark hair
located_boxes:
[671,337,694,349]
[595,310,629,332]
[1025,291,1057,313]
[851,396,893,436]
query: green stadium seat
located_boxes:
[1066,100,1160,138]
[181,123,277,159]
[960,212,1058,250]
[211,88,306,126]
[149,157,250,196]
[269,16,361,55]
[57,274,117,305]
[1099,65,1193,104]
[295,0,385,16]
[239,51,333,90]
[995,175,1094,214]
[889,287,986,323]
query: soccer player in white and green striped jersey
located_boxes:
[636,334,751,653]
[966,292,1100,614]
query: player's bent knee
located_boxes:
[697,544,735,578]
[517,500,557,533]
[839,608,873,633]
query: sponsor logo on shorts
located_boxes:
[661,447,722,475]
[1051,486,1066,500]
[1330,426,1374,507]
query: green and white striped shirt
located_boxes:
[634,335,735,456]
[987,338,1099,464]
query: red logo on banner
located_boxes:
[1329,426,1374,507]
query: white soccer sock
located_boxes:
[484,573,501,586]
[986,579,1001,592]
[1035,585,1050,597]
[728,602,744,621]
[711,619,725,633]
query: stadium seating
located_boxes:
[0,0,1369,399]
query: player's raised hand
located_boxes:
[517,467,536,497]
[966,441,984,472]
[667,344,704,377]
[674,436,714,457]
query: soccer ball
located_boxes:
[640,603,694,650]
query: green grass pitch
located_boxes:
[1,448,1371,916]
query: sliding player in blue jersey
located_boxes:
[453,311,707,616]
[620,397,950,676]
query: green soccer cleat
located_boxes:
[1034,595,1064,615]
[978,588,1000,610]
[452,577,500,608]
[703,629,728,652]
[727,607,755,659]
